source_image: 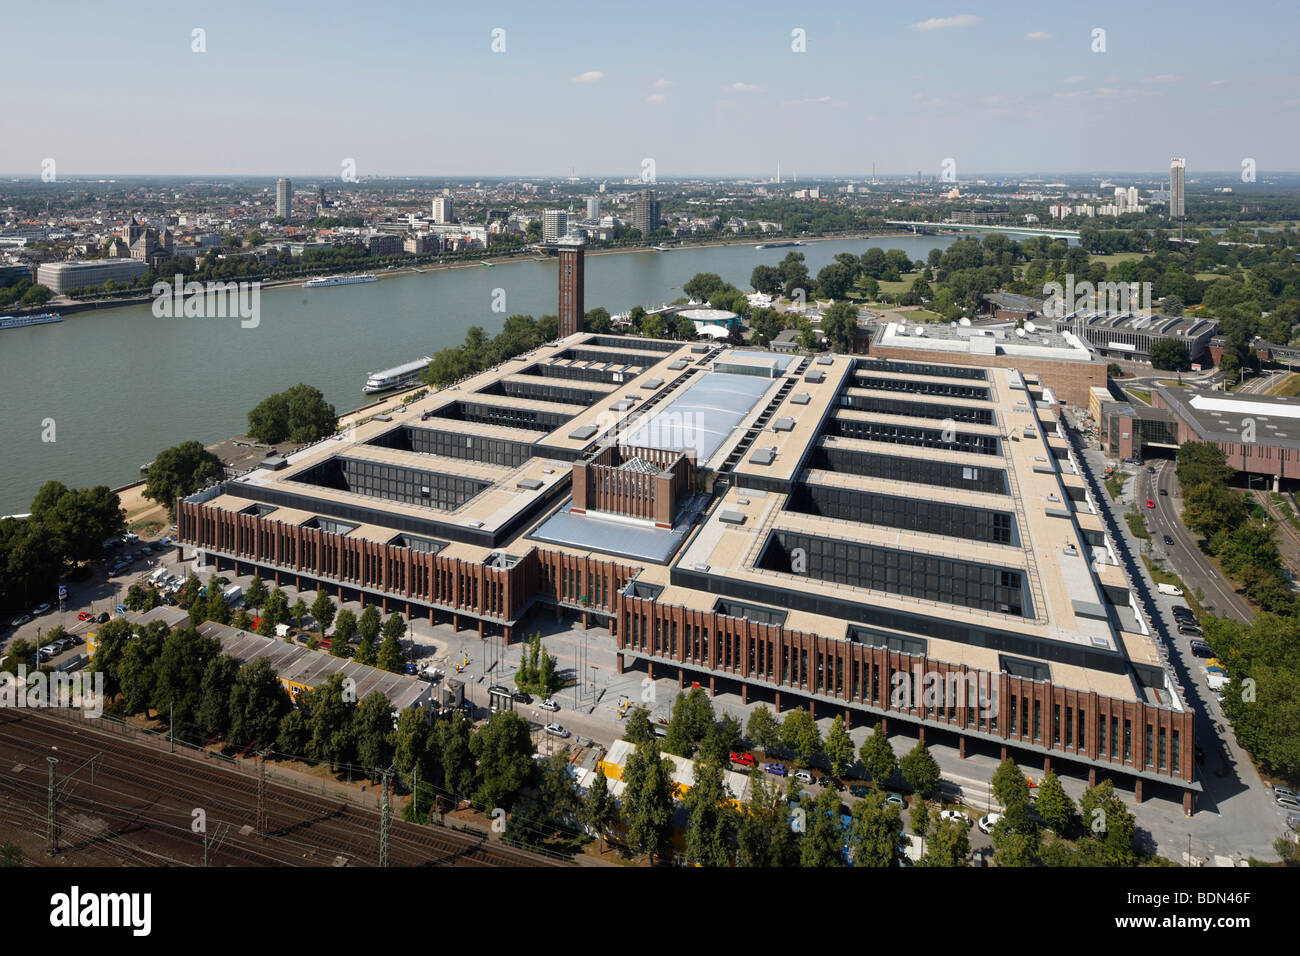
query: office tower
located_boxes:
[1170,158,1185,219]
[557,238,584,337]
[632,189,660,236]
[276,178,292,220]
[1127,186,1139,208]
[431,197,453,224]
[586,196,600,220]
[543,208,568,243]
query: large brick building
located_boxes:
[178,337,1199,811]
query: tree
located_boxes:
[377,614,407,673]
[263,587,289,627]
[800,789,847,867]
[699,713,742,767]
[1150,338,1191,371]
[28,481,126,567]
[1175,441,1234,490]
[276,709,309,755]
[820,300,860,352]
[859,723,897,789]
[151,626,219,737]
[393,705,436,782]
[899,741,941,799]
[750,264,782,295]
[909,798,930,838]
[780,708,823,766]
[228,658,292,750]
[355,632,378,666]
[663,687,714,757]
[1078,780,1138,866]
[305,673,355,771]
[331,609,356,657]
[143,441,222,517]
[746,704,781,757]
[310,591,336,643]
[847,791,902,867]
[469,711,535,811]
[581,764,620,852]
[290,598,308,630]
[437,714,475,799]
[991,757,1030,811]
[684,758,738,867]
[197,655,240,739]
[624,706,655,746]
[118,625,164,715]
[920,812,971,867]
[246,383,337,444]
[737,763,801,867]
[991,804,1041,867]
[358,605,381,643]
[584,307,612,334]
[535,752,580,829]
[352,692,395,777]
[1034,769,1075,835]
[244,575,267,613]
[621,737,675,863]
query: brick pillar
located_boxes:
[477,619,484,639]
[615,653,623,675]
[452,614,459,631]
[1183,789,1194,816]
[338,583,343,600]
[918,726,925,745]
[1043,756,1051,775]
[274,570,280,585]
[1134,778,1144,804]
[428,606,434,624]
[677,668,684,688]
[741,683,748,704]
[582,612,589,630]
[647,660,654,680]
[504,625,513,645]
[1000,746,1007,761]
[1088,767,1096,787]
[808,698,815,717]
[774,692,780,713]
[382,596,388,613]
[844,709,850,730]
[959,736,966,759]
[709,675,715,698]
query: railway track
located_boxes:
[0,710,558,867]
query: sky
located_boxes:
[1,0,1297,178]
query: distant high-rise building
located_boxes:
[276,178,292,220]
[1169,158,1186,219]
[543,208,568,243]
[431,197,454,224]
[557,238,585,338]
[586,196,600,220]
[632,189,660,236]
[1127,186,1139,209]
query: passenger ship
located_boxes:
[364,356,433,393]
[302,273,378,288]
[0,312,62,331]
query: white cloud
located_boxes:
[784,95,833,106]
[571,71,605,84]
[1142,74,1181,84]
[1024,31,1055,40]
[652,78,673,89]
[726,81,764,93]
[1062,75,1087,85]
[646,93,666,104]
[1206,79,1227,86]
[912,14,980,30]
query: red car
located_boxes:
[730,751,755,766]
[77,611,93,622]
[1146,498,1155,508]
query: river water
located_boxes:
[0,234,974,513]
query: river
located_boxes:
[0,234,977,513]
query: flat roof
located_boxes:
[620,371,776,465]
[874,321,1096,362]
[1157,385,1300,449]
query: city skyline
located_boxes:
[2,0,1297,178]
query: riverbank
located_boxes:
[14,230,917,320]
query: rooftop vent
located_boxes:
[790,392,811,405]
[569,425,598,441]
[750,447,776,466]
[772,417,795,432]
[517,477,543,491]
[719,510,746,525]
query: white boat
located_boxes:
[0,311,61,330]
[364,356,432,393]
[303,273,378,288]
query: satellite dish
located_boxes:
[1016,327,1027,338]
[1025,321,1037,333]
[913,326,925,336]
[958,317,971,327]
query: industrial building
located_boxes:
[1152,386,1300,488]
[36,259,150,294]
[176,332,1199,811]
[1051,311,1217,365]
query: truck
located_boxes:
[1157,583,1184,596]
[222,584,243,606]
[1206,669,1227,692]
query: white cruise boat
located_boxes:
[0,311,61,331]
[364,356,432,393]
[303,273,378,288]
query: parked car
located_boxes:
[977,812,1003,834]
[158,536,172,546]
[543,723,570,738]
[848,784,872,798]
[1159,488,1168,496]
[730,751,755,767]
[31,603,51,616]
[1146,498,1155,508]
[885,793,906,807]
[1179,625,1204,637]
[1277,796,1300,813]
[1286,812,1300,833]
[794,770,814,785]
[1190,641,1211,657]
[1163,534,1174,546]
[940,810,972,827]
[64,634,83,647]
[114,605,127,614]
[1275,785,1298,801]
[511,691,532,704]
[539,698,559,712]
[95,612,109,624]
[9,614,31,627]
[763,762,787,777]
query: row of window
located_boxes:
[789,484,1018,545]
[827,416,1001,456]
[852,373,990,401]
[838,393,995,425]
[815,446,1009,495]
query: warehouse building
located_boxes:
[1152,386,1300,489]
[177,334,1200,811]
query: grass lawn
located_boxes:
[904,308,945,323]
[1155,379,1187,387]
[1193,271,1224,282]
[1088,253,1144,267]
[1126,387,1152,405]
[873,271,919,295]
[1105,470,1130,499]
[1125,512,1150,539]
[1268,373,1300,397]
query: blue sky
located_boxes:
[2,0,1297,177]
